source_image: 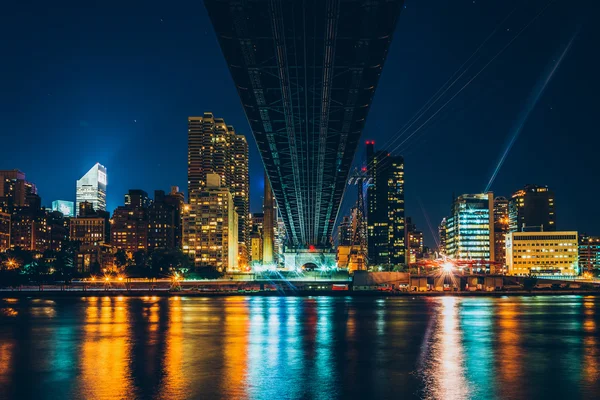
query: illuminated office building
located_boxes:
[445,193,495,262]
[506,231,579,276]
[188,113,248,265]
[438,217,447,255]
[366,141,405,266]
[52,200,75,218]
[579,234,600,273]
[183,173,238,271]
[493,196,510,267]
[509,184,555,232]
[76,163,107,216]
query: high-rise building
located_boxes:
[70,202,110,246]
[438,217,447,256]
[124,190,150,209]
[251,213,264,234]
[579,234,600,273]
[76,163,107,216]
[509,184,555,232]
[366,142,405,266]
[183,173,238,271]
[262,173,275,265]
[493,196,510,268]
[232,134,250,265]
[52,200,75,218]
[0,212,10,252]
[445,193,495,262]
[250,230,263,264]
[10,208,49,252]
[0,170,37,212]
[47,211,70,252]
[148,187,184,251]
[338,216,353,247]
[188,113,248,265]
[111,197,148,254]
[405,217,424,265]
[506,231,579,276]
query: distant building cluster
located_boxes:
[0,118,597,279]
[436,184,590,277]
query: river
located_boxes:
[0,295,598,399]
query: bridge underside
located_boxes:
[205,0,404,248]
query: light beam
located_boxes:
[485,33,577,193]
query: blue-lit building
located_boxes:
[579,234,600,273]
[51,200,75,218]
[75,163,107,217]
[445,193,495,262]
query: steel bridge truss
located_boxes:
[205,0,404,248]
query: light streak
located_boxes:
[485,33,577,193]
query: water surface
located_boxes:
[0,295,599,399]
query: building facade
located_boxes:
[76,163,107,216]
[366,142,405,266]
[0,170,37,212]
[579,234,600,273]
[111,208,148,254]
[493,196,510,268]
[147,187,184,251]
[183,174,238,271]
[405,217,424,265]
[70,203,110,246]
[0,212,10,251]
[506,231,579,276]
[9,208,49,252]
[51,200,75,218]
[188,113,248,266]
[509,184,555,232]
[445,193,495,262]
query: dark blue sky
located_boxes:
[1,0,597,246]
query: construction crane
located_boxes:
[345,167,371,271]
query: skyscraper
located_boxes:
[76,163,107,216]
[262,172,275,265]
[445,193,495,262]
[188,113,249,265]
[509,184,555,232]
[493,196,510,268]
[232,134,250,265]
[366,141,405,266]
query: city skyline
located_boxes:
[1,0,597,247]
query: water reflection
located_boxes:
[0,296,599,399]
[77,296,132,398]
[419,297,470,400]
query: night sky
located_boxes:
[1,0,597,247]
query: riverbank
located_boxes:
[1,289,599,298]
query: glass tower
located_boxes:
[446,193,495,261]
[75,163,107,216]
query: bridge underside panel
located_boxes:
[205,0,404,248]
